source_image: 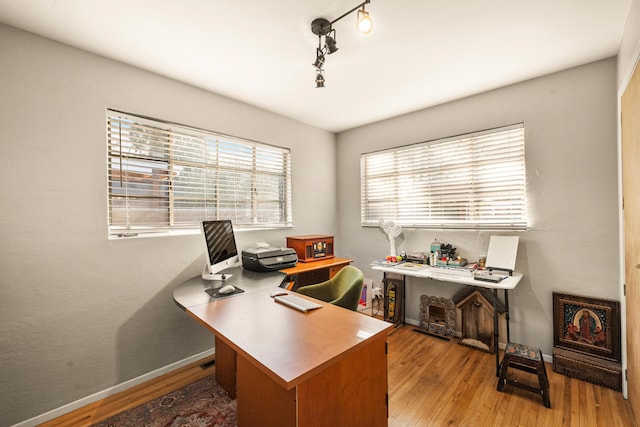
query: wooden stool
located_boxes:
[497,342,551,408]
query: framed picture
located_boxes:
[553,292,621,362]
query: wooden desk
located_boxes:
[280,257,352,289]
[175,269,392,427]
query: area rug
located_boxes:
[92,375,237,427]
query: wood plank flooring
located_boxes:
[41,326,636,426]
[387,326,636,427]
[38,356,216,427]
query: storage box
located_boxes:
[552,346,622,391]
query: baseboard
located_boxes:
[14,348,215,427]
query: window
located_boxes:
[360,124,527,230]
[107,110,292,238]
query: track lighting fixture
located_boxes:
[310,0,372,87]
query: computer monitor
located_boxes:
[201,220,240,281]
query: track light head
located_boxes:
[312,48,325,69]
[326,32,338,54]
[315,70,325,88]
[356,7,373,34]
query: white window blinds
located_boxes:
[107,110,292,237]
[360,124,527,230]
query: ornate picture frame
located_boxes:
[552,292,621,362]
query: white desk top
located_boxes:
[371,263,522,290]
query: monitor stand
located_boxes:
[201,265,233,281]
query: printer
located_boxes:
[242,246,298,272]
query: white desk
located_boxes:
[372,263,522,375]
[372,264,522,290]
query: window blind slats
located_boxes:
[360,124,527,230]
[107,110,293,237]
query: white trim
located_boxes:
[619,47,640,98]
[12,348,215,427]
[617,38,640,401]
[617,92,627,400]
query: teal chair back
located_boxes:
[296,265,364,311]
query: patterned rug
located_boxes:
[92,375,237,427]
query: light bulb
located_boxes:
[356,9,372,34]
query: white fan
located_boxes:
[379,220,402,256]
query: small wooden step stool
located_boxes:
[497,342,551,408]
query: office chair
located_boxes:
[296,265,364,311]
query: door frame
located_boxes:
[618,50,640,401]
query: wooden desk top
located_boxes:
[279,257,352,275]
[173,267,285,310]
[187,287,392,391]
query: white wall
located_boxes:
[337,58,619,356]
[0,23,336,426]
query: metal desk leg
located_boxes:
[493,289,500,376]
[402,274,406,325]
[504,289,510,342]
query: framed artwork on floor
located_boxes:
[552,292,621,362]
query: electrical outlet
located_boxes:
[371,287,382,299]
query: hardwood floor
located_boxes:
[38,356,216,427]
[387,326,636,427]
[41,325,636,426]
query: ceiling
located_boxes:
[0,0,633,132]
